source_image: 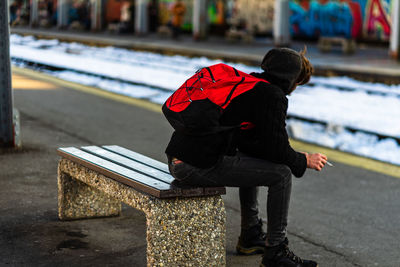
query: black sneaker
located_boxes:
[260,238,318,267]
[236,219,267,255]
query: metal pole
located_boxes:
[390,0,400,59]
[57,0,70,28]
[30,0,39,27]
[90,0,105,31]
[0,0,15,147]
[193,0,207,40]
[135,0,148,35]
[273,0,291,47]
[90,0,99,31]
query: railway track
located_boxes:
[11,56,400,147]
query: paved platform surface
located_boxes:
[0,68,399,266]
[10,27,400,84]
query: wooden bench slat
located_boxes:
[58,147,179,198]
[102,145,169,173]
[80,146,174,184]
[101,146,226,196]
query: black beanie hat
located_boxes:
[260,48,302,94]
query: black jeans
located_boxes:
[168,153,292,246]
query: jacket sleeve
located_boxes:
[238,87,307,177]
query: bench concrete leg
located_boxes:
[58,166,121,220]
[145,196,226,267]
[58,158,226,266]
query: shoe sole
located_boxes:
[236,244,265,256]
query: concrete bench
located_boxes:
[57,145,226,266]
[318,36,356,54]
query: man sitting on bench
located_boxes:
[163,48,328,267]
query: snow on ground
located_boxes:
[9,34,400,165]
[288,84,400,137]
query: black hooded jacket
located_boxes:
[165,48,307,177]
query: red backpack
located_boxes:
[162,63,269,135]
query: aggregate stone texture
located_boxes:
[58,159,227,266]
[58,170,121,220]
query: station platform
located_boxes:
[1,67,399,266]
[3,27,400,266]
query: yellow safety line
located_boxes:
[12,67,400,179]
[290,140,400,179]
[12,73,57,90]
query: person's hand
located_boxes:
[303,152,328,171]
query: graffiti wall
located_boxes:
[231,0,392,41]
[231,0,275,33]
[290,0,392,40]
[158,0,193,30]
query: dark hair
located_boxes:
[296,47,313,85]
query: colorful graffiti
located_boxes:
[158,0,192,29]
[208,0,226,25]
[290,0,392,40]
[365,0,391,37]
[232,0,275,33]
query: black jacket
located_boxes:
[165,49,307,177]
[165,72,307,177]
[229,72,306,177]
